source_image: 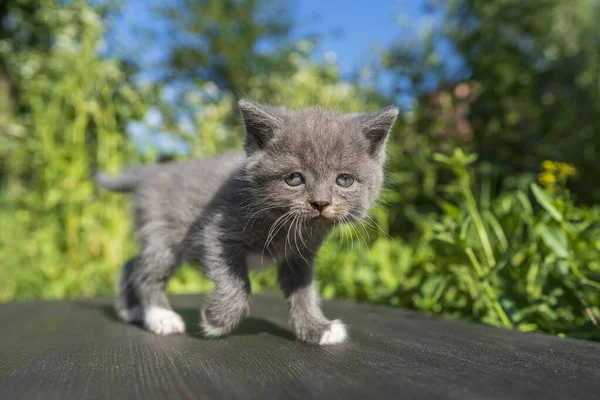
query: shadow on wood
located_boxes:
[75,298,295,341]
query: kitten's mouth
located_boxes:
[299,207,339,221]
[312,210,335,221]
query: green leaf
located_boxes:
[526,262,541,298]
[530,183,562,222]
[459,215,473,241]
[537,225,569,258]
[438,200,462,220]
[433,153,453,166]
[432,233,456,245]
[482,211,508,251]
[433,150,478,168]
[430,236,470,264]
[463,153,478,165]
[557,260,570,276]
[515,191,533,217]
[421,276,444,297]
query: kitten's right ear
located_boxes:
[238,99,283,153]
[356,106,399,158]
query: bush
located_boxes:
[0,1,146,300]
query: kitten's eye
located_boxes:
[336,174,354,188]
[285,172,304,187]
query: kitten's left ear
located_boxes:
[357,106,399,158]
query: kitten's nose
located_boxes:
[310,201,330,213]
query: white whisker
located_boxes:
[262,210,294,260]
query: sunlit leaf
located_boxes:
[537,225,569,258]
[531,183,563,222]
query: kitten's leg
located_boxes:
[185,213,251,337]
[278,257,348,345]
[200,263,251,337]
[115,247,185,335]
[197,243,251,337]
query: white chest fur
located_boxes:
[246,252,276,269]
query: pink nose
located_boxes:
[310,201,330,212]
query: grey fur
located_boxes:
[98,99,398,344]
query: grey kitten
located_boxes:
[97,99,398,345]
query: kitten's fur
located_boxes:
[97,99,398,345]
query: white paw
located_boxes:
[143,307,186,335]
[319,320,348,345]
[200,309,229,338]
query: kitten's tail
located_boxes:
[96,171,139,193]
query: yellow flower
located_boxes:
[542,160,556,171]
[538,171,556,186]
[557,162,576,177]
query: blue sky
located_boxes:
[107,0,436,80]
[290,0,429,75]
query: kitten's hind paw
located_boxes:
[319,320,348,345]
[200,308,231,338]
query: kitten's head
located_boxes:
[239,99,398,224]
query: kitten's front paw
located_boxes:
[144,307,186,335]
[296,319,348,345]
[319,320,348,345]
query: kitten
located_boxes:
[97,99,398,345]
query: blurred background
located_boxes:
[1,0,599,341]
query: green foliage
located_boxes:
[428,151,600,336]
[387,0,600,203]
[0,1,147,300]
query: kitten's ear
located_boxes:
[238,99,284,152]
[357,106,399,157]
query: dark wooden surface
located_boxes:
[1,294,599,400]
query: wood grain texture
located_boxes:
[1,294,599,399]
